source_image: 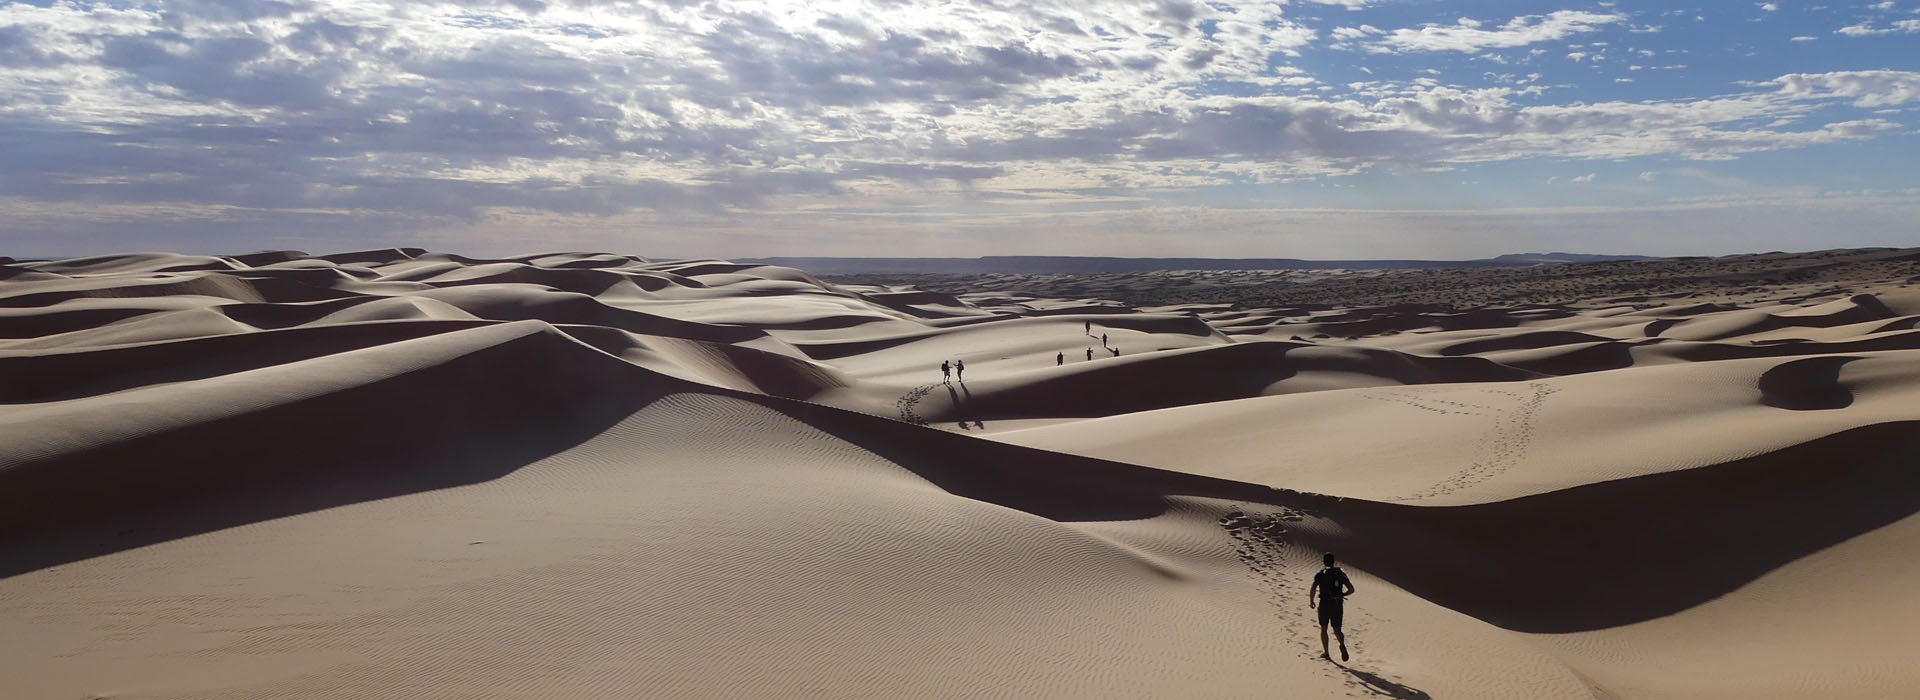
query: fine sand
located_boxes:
[3,248,1919,699]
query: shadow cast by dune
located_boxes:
[0,320,487,403]
[1643,317,1681,337]
[785,394,1282,522]
[955,341,1538,419]
[0,326,674,577]
[1665,330,1920,362]
[1757,355,1857,410]
[1488,340,1638,376]
[1439,330,1613,357]
[1295,421,1920,632]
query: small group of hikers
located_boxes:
[1054,321,1118,365]
[939,360,982,430]
[1056,346,1121,364]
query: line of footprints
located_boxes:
[1219,508,1398,697]
[894,385,935,425]
[1219,508,1308,623]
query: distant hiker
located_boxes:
[1056,351,1064,366]
[941,360,951,383]
[1310,552,1356,662]
[1111,347,1120,357]
[1085,320,1092,334]
[955,359,965,381]
[1101,333,1108,346]
[1086,347,1093,361]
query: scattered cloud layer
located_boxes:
[1,0,1917,256]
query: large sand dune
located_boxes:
[3,249,1919,699]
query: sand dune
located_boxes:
[4,250,1919,699]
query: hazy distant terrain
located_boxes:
[748,252,1644,275]
[828,247,1920,309]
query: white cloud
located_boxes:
[1837,19,1920,34]
[1639,171,1658,182]
[1375,10,1626,53]
[1759,3,1780,11]
[1572,173,1598,183]
[1330,25,1383,41]
[1773,70,1920,106]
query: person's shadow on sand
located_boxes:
[1340,666,1430,699]
[945,380,973,400]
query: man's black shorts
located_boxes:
[1317,599,1343,628]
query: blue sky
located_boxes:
[1,0,1917,258]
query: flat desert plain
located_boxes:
[4,248,1920,699]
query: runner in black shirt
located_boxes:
[1309,552,1356,662]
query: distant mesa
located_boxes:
[1484,252,1654,265]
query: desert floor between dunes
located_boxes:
[4,248,1920,699]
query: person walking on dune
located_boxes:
[1085,320,1092,335]
[955,359,965,382]
[1085,347,1093,361]
[1101,332,1108,347]
[941,360,951,383]
[1310,552,1356,662]
[1056,351,1064,366]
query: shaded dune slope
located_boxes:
[0,322,658,576]
[913,341,1539,421]
[1304,422,1920,632]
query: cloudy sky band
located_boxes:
[1,0,1916,257]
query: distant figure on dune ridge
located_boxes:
[1085,320,1092,335]
[1086,347,1093,361]
[940,360,951,383]
[1101,333,1108,346]
[1056,351,1064,366]
[955,359,965,381]
[1310,552,1356,662]
[1111,347,1120,357]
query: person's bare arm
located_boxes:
[1309,580,1319,608]
[1342,577,1356,598]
